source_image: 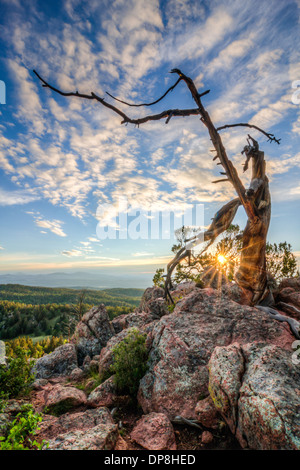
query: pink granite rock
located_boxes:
[131,412,176,450]
[138,289,293,421]
[44,384,87,414]
[195,396,220,429]
[87,376,119,408]
[201,430,214,445]
[71,304,115,364]
[208,342,300,449]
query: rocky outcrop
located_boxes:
[71,305,115,364]
[138,288,293,422]
[170,281,196,299]
[38,407,118,450]
[111,311,154,334]
[33,343,78,379]
[277,277,300,318]
[136,286,168,318]
[87,376,119,408]
[25,282,300,450]
[278,277,300,291]
[208,342,300,449]
[130,412,176,450]
[37,407,113,440]
[43,384,87,415]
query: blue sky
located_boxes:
[0,0,300,280]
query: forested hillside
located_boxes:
[0,284,143,306]
[0,284,143,340]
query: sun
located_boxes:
[217,254,227,265]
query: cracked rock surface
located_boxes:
[138,288,294,425]
[208,342,300,449]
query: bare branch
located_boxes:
[216,123,281,145]
[106,77,183,107]
[212,178,230,184]
[33,70,201,126]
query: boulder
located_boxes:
[277,287,300,311]
[170,281,196,299]
[201,430,214,445]
[43,384,87,415]
[208,343,245,433]
[208,342,300,449]
[138,289,294,421]
[195,396,220,429]
[71,305,115,364]
[278,277,300,291]
[137,287,165,312]
[69,367,86,382]
[33,343,78,379]
[82,355,91,369]
[44,422,118,450]
[136,286,168,318]
[111,310,154,334]
[32,378,49,390]
[87,376,119,408]
[130,412,176,450]
[276,277,300,316]
[37,407,114,441]
[114,435,128,450]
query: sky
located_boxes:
[0,0,300,284]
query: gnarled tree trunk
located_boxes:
[235,139,272,305]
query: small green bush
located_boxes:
[152,268,165,288]
[0,403,47,450]
[0,347,35,398]
[110,328,148,396]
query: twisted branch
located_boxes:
[217,123,281,145]
[106,76,183,107]
[33,70,201,125]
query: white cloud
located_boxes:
[0,188,38,206]
[88,237,102,243]
[207,37,255,75]
[8,60,45,135]
[80,241,91,247]
[132,251,154,257]
[268,153,300,175]
[33,217,67,237]
[61,249,83,257]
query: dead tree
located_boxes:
[33,68,300,337]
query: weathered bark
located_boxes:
[235,138,271,305]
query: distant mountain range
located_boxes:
[0,270,154,289]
